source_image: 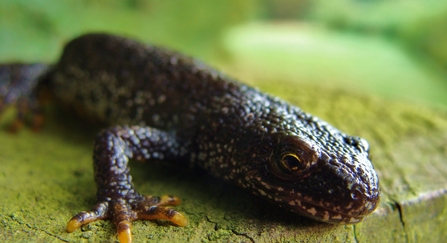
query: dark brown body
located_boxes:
[1,33,380,242]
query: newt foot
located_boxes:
[67,194,187,243]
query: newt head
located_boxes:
[245,131,380,224]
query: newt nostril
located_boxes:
[350,184,365,201]
[351,190,361,200]
[343,136,370,153]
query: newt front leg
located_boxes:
[66,126,187,243]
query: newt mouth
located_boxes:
[250,168,380,224]
[286,193,380,224]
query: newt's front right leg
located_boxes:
[67,126,188,243]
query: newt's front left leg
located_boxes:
[67,126,188,243]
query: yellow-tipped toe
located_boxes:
[117,222,132,243]
[159,195,181,206]
[67,218,82,233]
[171,212,188,227]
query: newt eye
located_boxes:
[269,136,320,180]
[280,154,304,172]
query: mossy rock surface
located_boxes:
[1,79,447,242]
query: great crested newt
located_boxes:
[0,33,380,243]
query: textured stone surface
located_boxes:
[1,80,446,242]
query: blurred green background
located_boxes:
[1,0,447,107]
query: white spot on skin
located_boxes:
[170,56,178,65]
[260,182,271,190]
[332,215,342,220]
[345,202,353,210]
[349,217,360,223]
[157,95,166,103]
[307,207,317,216]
